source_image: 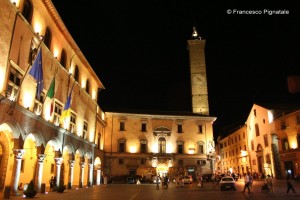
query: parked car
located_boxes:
[219,176,236,191]
[181,176,193,184]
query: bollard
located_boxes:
[3,186,11,199]
[41,183,46,193]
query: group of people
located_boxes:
[155,175,169,189]
[242,172,296,195]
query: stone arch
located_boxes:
[21,133,39,184]
[0,123,15,189]
[1,120,23,140]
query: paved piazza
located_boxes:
[5,179,300,200]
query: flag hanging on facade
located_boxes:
[60,83,75,123]
[46,76,55,116]
[29,48,44,99]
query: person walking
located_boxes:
[156,175,161,190]
[49,176,54,191]
[242,173,251,194]
[266,175,273,193]
[286,176,296,194]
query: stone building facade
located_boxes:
[101,28,216,182]
[216,103,300,179]
[103,111,215,182]
[0,0,105,195]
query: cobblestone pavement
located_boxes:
[1,179,299,200]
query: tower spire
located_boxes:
[191,26,201,40]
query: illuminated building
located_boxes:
[216,103,300,179]
[102,27,216,181]
[0,0,105,195]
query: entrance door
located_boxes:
[284,161,294,178]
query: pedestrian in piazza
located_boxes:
[286,175,296,194]
[242,173,251,194]
[266,175,273,193]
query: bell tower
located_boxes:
[187,26,209,115]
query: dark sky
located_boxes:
[52,1,300,138]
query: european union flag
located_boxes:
[29,48,44,99]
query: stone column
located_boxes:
[79,162,85,188]
[68,160,75,189]
[12,149,25,195]
[36,154,46,192]
[54,158,63,186]
[88,163,93,186]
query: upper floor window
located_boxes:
[177,124,183,133]
[255,123,260,136]
[120,122,125,131]
[253,109,256,117]
[83,121,88,139]
[74,65,79,82]
[22,0,33,24]
[198,142,204,154]
[281,120,287,130]
[263,134,269,147]
[44,27,52,50]
[158,137,166,153]
[140,140,147,153]
[251,140,254,151]
[53,102,62,126]
[69,112,76,134]
[198,125,203,133]
[119,141,125,153]
[60,49,67,68]
[6,66,22,101]
[33,91,45,115]
[177,142,183,154]
[141,123,147,132]
[97,133,101,149]
[85,79,90,94]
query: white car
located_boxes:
[219,176,236,191]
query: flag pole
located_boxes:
[9,36,44,114]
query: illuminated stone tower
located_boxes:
[187,26,209,115]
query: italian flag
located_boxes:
[46,77,55,116]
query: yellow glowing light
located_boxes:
[241,150,247,157]
[166,143,173,153]
[53,48,59,59]
[92,90,96,100]
[188,148,195,154]
[290,142,298,149]
[268,110,274,123]
[129,146,137,153]
[101,111,105,121]
[81,79,86,89]
[152,143,158,153]
[23,92,33,109]
[34,23,42,35]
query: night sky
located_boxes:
[52,1,300,138]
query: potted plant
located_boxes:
[24,180,37,198]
